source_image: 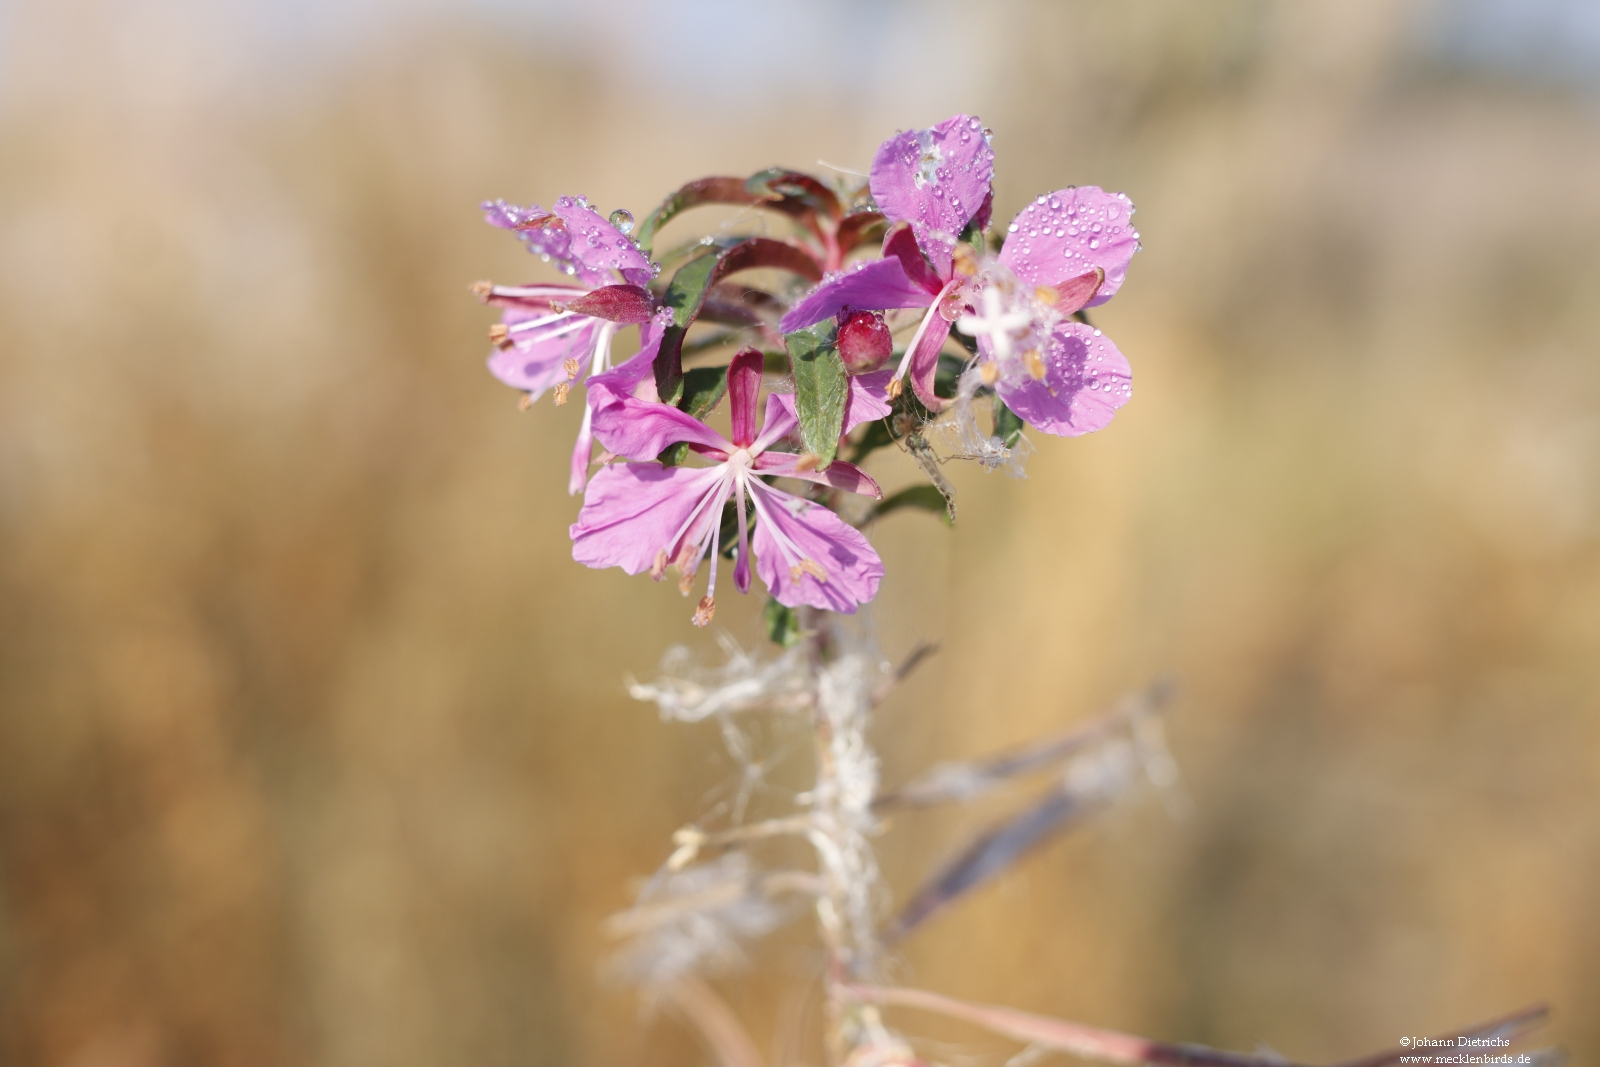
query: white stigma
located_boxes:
[957,285,1031,364]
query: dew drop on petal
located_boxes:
[608,208,635,234]
[1089,239,1100,249]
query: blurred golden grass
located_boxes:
[0,1,1597,1064]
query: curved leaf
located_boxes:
[655,238,824,401]
[745,168,841,221]
[871,484,954,526]
[637,172,839,257]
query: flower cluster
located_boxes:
[475,115,1139,626]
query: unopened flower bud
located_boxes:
[837,309,893,372]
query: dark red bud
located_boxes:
[565,284,655,323]
[837,309,893,372]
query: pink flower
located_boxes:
[954,188,1140,436]
[476,195,660,492]
[780,114,995,408]
[571,350,887,625]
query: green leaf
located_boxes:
[992,397,1025,449]
[763,598,801,648]
[654,238,823,403]
[934,351,969,399]
[847,418,895,464]
[785,322,848,470]
[872,484,955,526]
[658,366,729,466]
[635,177,762,258]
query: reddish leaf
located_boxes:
[836,211,888,256]
[745,168,842,221]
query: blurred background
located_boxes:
[2,0,1599,1064]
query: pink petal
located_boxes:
[906,312,953,412]
[586,310,672,403]
[842,369,894,432]
[870,114,995,278]
[589,388,732,461]
[486,311,596,397]
[778,257,935,334]
[752,392,799,453]
[748,482,883,613]
[754,455,883,499]
[996,322,1131,437]
[882,221,946,294]
[726,348,763,448]
[571,463,727,575]
[553,196,655,287]
[998,187,1138,307]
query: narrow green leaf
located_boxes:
[992,397,1025,448]
[764,598,801,648]
[658,366,729,466]
[872,484,955,526]
[785,322,847,469]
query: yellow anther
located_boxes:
[793,452,821,472]
[979,362,999,386]
[470,279,493,300]
[563,357,580,379]
[1023,349,1046,380]
[1034,285,1060,306]
[951,244,978,278]
[797,559,829,582]
[553,382,571,406]
[518,393,535,411]
[488,323,511,349]
[692,595,716,627]
[886,378,903,399]
[650,549,669,581]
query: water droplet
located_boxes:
[969,117,981,130]
[1089,239,1100,249]
[1008,223,1018,232]
[1108,207,1119,219]
[608,208,635,234]
[1068,227,1079,236]
[1092,223,1102,233]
